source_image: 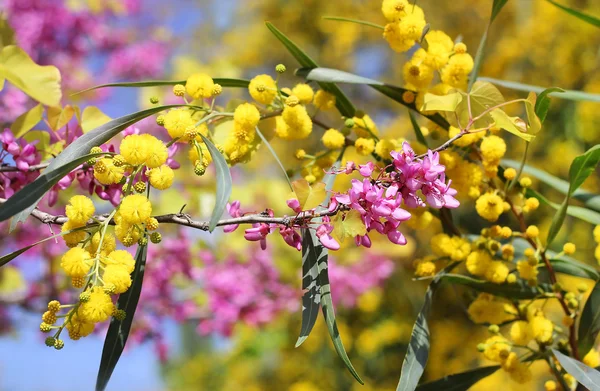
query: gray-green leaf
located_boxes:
[552,349,600,390]
[578,280,600,356]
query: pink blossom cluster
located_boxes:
[0,129,41,199]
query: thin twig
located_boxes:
[0,162,50,173]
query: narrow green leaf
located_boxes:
[568,145,600,195]
[526,188,600,226]
[265,22,356,117]
[546,198,568,248]
[578,280,600,355]
[479,77,600,103]
[255,127,292,190]
[552,349,600,390]
[468,26,488,92]
[547,258,600,281]
[397,267,451,391]
[73,78,250,95]
[322,16,385,30]
[296,67,449,129]
[535,87,564,123]
[503,159,600,213]
[8,105,183,230]
[0,152,106,224]
[408,111,429,148]
[441,274,546,300]
[491,0,510,22]
[96,244,148,391]
[415,365,500,391]
[198,134,232,233]
[546,0,600,28]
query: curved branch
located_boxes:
[0,162,50,173]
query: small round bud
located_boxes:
[138,237,148,246]
[194,164,206,176]
[145,217,159,231]
[295,149,306,160]
[94,160,107,174]
[90,146,103,154]
[134,182,147,193]
[577,283,588,293]
[500,226,512,238]
[402,91,415,104]
[519,177,532,188]
[211,84,222,96]
[54,339,65,350]
[173,84,186,97]
[344,118,355,128]
[150,232,162,244]
[87,158,97,166]
[71,276,85,289]
[454,42,467,54]
[564,292,576,301]
[503,168,517,180]
[150,96,159,104]
[285,95,300,107]
[563,242,576,255]
[488,324,500,334]
[103,284,116,295]
[48,300,61,312]
[122,234,136,247]
[42,311,57,325]
[45,337,56,347]
[525,225,539,239]
[113,309,127,321]
[79,291,91,303]
[506,274,517,284]
[40,322,52,333]
[305,175,316,184]
[255,83,266,92]
[487,240,501,253]
[476,343,486,352]
[552,283,563,293]
[183,126,198,141]
[112,154,126,167]
[156,115,165,126]
[275,64,286,73]
[567,298,579,310]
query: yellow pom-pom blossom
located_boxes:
[60,248,92,278]
[414,259,436,277]
[466,250,492,277]
[276,105,313,140]
[355,137,376,156]
[441,53,474,89]
[103,265,132,294]
[482,335,511,362]
[322,129,346,149]
[313,90,336,110]
[375,139,396,158]
[403,50,434,90]
[544,381,558,391]
[87,232,116,255]
[120,194,152,225]
[66,311,95,340]
[148,165,174,190]
[105,250,135,273]
[291,83,314,104]
[188,143,212,167]
[185,73,214,99]
[61,221,86,247]
[584,348,600,368]
[563,242,576,254]
[526,225,539,238]
[119,134,150,166]
[79,287,114,323]
[383,22,414,53]
[510,321,532,345]
[468,293,514,325]
[423,30,454,70]
[525,197,540,211]
[65,195,95,226]
[529,312,553,344]
[502,352,532,384]
[484,261,509,284]
[480,135,507,162]
[163,109,196,140]
[397,8,426,42]
[517,260,539,281]
[353,115,379,138]
[142,134,168,168]
[381,0,409,21]
[233,103,261,130]
[248,74,277,105]
[476,192,504,221]
[94,158,124,185]
[503,168,517,180]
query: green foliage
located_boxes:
[545,0,600,28]
[73,78,250,95]
[552,349,600,389]
[415,365,500,391]
[479,77,600,102]
[578,280,600,356]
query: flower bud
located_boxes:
[275,64,286,73]
[45,337,56,347]
[149,96,159,104]
[54,339,65,350]
[150,232,162,244]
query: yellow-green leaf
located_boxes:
[10,104,43,137]
[490,109,535,142]
[0,15,15,50]
[458,81,505,128]
[0,45,61,107]
[81,106,112,133]
[291,179,327,211]
[23,130,51,159]
[525,92,542,134]
[332,209,367,242]
[421,92,462,112]
[47,105,76,131]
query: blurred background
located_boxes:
[0,0,599,390]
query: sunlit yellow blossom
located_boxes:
[94,158,124,185]
[510,321,531,345]
[291,83,314,104]
[248,74,277,105]
[87,232,116,255]
[277,105,313,140]
[65,195,95,225]
[383,22,414,53]
[397,9,426,42]
[142,134,168,168]
[321,129,345,149]
[353,115,379,139]
[482,335,511,362]
[476,192,504,221]
[105,250,135,274]
[355,138,375,156]
[102,265,132,294]
[563,242,576,254]
[584,348,600,368]
[233,103,261,130]
[503,168,517,180]
[375,139,396,158]
[517,260,538,281]
[381,0,409,21]
[119,134,150,166]
[502,352,532,384]
[480,135,506,162]
[468,293,514,324]
[529,312,553,344]
[148,165,174,190]
[313,90,336,110]
[163,109,195,140]
[466,250,492,277]
[441,53,474,89]
[120,194,152,225]
[404,51,434,90]
[414,259,436,277]
[66,311,95,340]
[186,73,214,99]
[61,221,86,247]
[525,197,540,211]
[484,261,509,284]
[60,248,92,278]
[79,287,114,323]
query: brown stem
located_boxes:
[0,162,50,173]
